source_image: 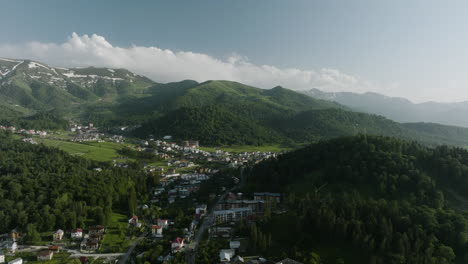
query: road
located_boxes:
[187,168,245,264]
[69,251,124,258]
[117,232,146,264]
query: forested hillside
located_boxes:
[0,132,147,236]
[4,58,468,148]
[246,135,468,264]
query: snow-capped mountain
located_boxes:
[0,58,155,113]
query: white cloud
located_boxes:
[0,32,372,92]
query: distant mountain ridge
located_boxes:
[4,57,468,147]
[0,57,155,113]
[302,88,468,127]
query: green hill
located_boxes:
[4,58,468,148]
[246,135,468,263]
[130,81,468,147]
[134,105,285,145]
[0,59,155,117]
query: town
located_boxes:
[0,123,301,264]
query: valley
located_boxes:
[3,58,468,264]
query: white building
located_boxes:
[219,249,235,262]
[71,228,83,239]
[0,251,5,264]
[214,207,253,223]
[195,204,208,218]
[4,242,17,253]
[151,225,163,237]
[53,229,64,241]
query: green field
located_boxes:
[100,212,134,253]
[35,138,130,162]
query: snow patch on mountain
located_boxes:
[28,61,50,70]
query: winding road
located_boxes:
[117,232,147,264]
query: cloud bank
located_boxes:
[0,33,371,92]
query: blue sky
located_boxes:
[1,0,467,102]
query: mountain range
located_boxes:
[3,57,468,147]
[302,88,468,128]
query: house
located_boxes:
[48,245,60,253]
[0,251,4,264]
[71,228,83,239]
[171,237,184,253]
[157,219,169,228]
[151,225,163,237]
[195,204,208,218]
[219,249,235,262]
[85,241,100,251]
[37,250,54,261]
[53,229,64,241]
[275,259,304,264]
[214,207,253,223]
[8,258,22,264]
[128,215,139,226]
[229,240,241,250]
[5,241,17,253]
[88,226,105,235]
[9,228,21,241]
[190,220,198,232]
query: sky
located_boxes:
[1,0,467,102]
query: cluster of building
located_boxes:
[80,226,106,252]
[150,219,169,239]
[141,137,277,170]
[150,171,214,204]
[0,125,48,137]
[0,229,62,263]
[213,192,281,223]
[69,123,104,142]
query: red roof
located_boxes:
[132,215,138,220]
[73,228,83,233]
[173,237,184,244]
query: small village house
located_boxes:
[9,229,20,241]
[195,204,208,218]
[71,228,83,239]
[0,251,5,264]
[37,250,54,261]
[53,229,64,241]
[156,219,169,228]
[171,237,184,253]
[4,241,17,253]
[151,225,163,237]
[48,245,60,253]
[219,249,235,262]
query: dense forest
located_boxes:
[0,132,148,237]
[246,135,468,264]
